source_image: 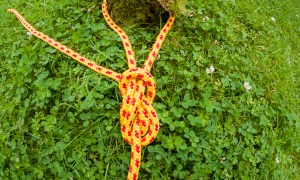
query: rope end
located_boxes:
[8,9,20,15]
[7,9,17,14]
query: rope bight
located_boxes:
[8,0,175,179]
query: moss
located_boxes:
[157,0,187,14]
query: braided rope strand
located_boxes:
[102,0,136,69]
[7,9,122,82]
[143,15,175,72]
[8,1,174,179]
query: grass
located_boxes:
[0,0,299,179]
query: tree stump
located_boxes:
[106,0,186,25]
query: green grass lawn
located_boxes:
[0,0,299,179]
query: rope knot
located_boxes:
[8,2,175,178]
[119,68,159,146]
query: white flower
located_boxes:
[157,54,161,60]
[243,82,252,92]
[275,157,280,163]
[214,40,220,46]
[27,31,32,38]
[206,65,215,74]
[271,17,276,22]
[220,157,226,164]
[203,16,210,22]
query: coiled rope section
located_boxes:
[8,0,175,179]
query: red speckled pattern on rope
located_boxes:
[8,0,175,179]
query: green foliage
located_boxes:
[1,0,299,179]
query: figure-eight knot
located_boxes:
[119,68,159,178]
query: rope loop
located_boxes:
[119,68,155,101]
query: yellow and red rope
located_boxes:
[8,0,175,179]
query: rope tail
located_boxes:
[7,8,121,82]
